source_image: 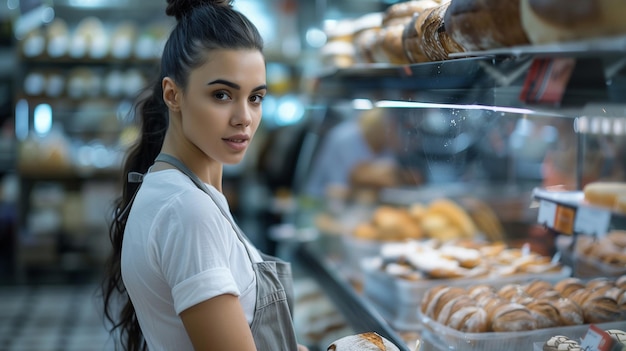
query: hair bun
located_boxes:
[166,0,232,21]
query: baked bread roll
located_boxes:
[424,286,466,320]
[490,303,537,332]
[352,13,383,64]
[524,280,554,298]
[421,285,448,314]
[520,0,626,45]
[416,3,466,61]
[327,332,400,351]
[554,277,585,298]
[526,299,561,329]
[582,295,623,323]
[402,12,429,63]
[543,336,581,351]
[583,182,626,209]
[436,294,475,325]
[444,0,529,51]
[554,297,585,326]
[426,198,476,238]
[378,24,411,64]
[382,0,440,27]
[446,306,489,333]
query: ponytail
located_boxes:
[100,77,167,351]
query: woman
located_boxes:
[101,0,307,350]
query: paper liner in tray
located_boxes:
[420,312,626,351]
[361,258,571,330]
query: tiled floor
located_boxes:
[0,284,115,351]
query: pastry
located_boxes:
[327,332,401,351]
[497,284,527,301]
[420,285,448,314]
[582,182,626,209]
[543,336,581,351]
[526,299,561,329]
[444,0,529,51]
[378,24,411,64]
[524,280,554,298]
[446,306,489,333]
[582,295,623,323]
[416,4,465,62]
[490,303,537,332]
[606,329,626,345]
[426,198,476,238]
[352,12,383,64]
[352,223,379,240]
[617,275,626,289]
[382,0,439,27]
[424,286,466,320]
[520,0,626,45]
[436,294,475,325]
[467,284,495,300]
[402,14,429,63]
[554,278,585,297]
[554,297,584,326]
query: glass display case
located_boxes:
[289,42,626,351]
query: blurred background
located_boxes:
[2,0,626,350]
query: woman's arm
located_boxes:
[180,294,257,351]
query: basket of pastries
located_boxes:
[340,197,504,281]
[361,238,569,329]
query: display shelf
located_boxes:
[294,242,412,351]
[532,187,626,236]
[313,51,626,115]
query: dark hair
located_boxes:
[100,1,264,350]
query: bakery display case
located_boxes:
[290,1,626,350]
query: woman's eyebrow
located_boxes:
[207,79,267,93]
[207,79,240,89]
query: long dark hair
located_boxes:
[100,1,263,349]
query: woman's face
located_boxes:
[179,49,266,165]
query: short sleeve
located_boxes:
[154,188,241,314]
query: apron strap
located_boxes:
[154,153,258,262]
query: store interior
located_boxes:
[2,0,626,350]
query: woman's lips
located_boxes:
[223,137,249,151]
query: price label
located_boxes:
[555,206,576,235]
[581,324,618,351]
[575,205,611,236]
[537,200,557,228]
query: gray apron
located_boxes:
[154,153,299,351]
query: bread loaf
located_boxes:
[554,297,584,326]
[582,295,623,323]
[526,299,561,329]
[490,303,538,332]
[446,306,489,333]
[444,0,530,51]
[520,0,626,44]
[554,277,585,298]
[382,0,440,27]
[378,24,411,64]
[583,182,626,209]
[418,3,465,61]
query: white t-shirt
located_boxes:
[121,169,262,351]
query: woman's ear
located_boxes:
[162,77,181,112]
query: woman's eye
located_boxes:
[214,91,230,101]
[250,95,264,104]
